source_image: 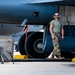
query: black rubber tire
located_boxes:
[25,32,49,58]
[18,32,33,55]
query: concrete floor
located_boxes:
[0,62,75,75]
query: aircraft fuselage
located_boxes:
[0,3,58,25]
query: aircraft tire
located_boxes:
[25,32,49,58]
[18,32,33,55]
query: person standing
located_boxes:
[49,13,64,59]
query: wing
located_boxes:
[29,0,75,6]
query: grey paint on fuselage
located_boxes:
[0,24,23,35]
[0,23,43,35]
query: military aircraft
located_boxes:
[0,0,75,59]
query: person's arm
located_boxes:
[61,27,64,39]
[50,24,53,35]
[49,23,55,39]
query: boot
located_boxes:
[49,52,54,59]
[56,54,64,60]
[47,52,54,59]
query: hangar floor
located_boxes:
[0,62,75,75]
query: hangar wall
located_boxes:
[59,6,75,25]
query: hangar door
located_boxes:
[59,6,75,25]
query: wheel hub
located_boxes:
[34,39,44,53]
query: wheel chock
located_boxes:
[14,55,28,59]
[72,57,75,62]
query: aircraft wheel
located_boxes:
[25,32,48,58]
[18,32,33,55]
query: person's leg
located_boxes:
[51,34,64,59]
